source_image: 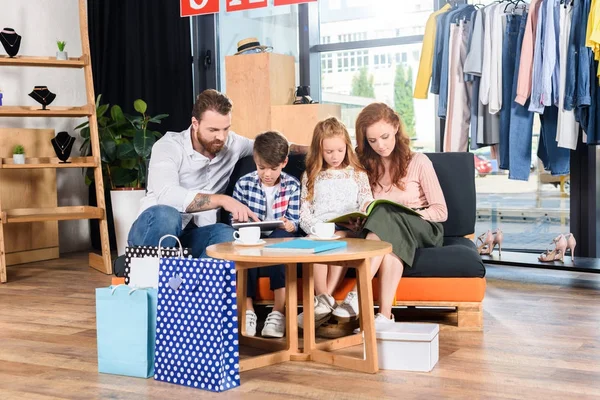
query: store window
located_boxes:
[314,0,571,253]
[217,1,300,92]
[317,0,434,148]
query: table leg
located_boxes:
[302,263,315,356]
[285,263,299,353]
[309,258,379,374]
[356,257,378,373]
[236,267,247,337]
[238,263,297,372]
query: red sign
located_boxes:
[274,0,317,5]
[180,0,219,17]
[226,0,268,12]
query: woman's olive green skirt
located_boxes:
[361,204,444,268]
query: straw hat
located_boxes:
[234,37,273,55]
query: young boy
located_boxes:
[231,131,300,338]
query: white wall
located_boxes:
[0,0,91,253]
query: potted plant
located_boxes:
[56,40,67,60]
[77,95,168,255]
[12,144,25,164]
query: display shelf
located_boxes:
[0,105,93,117]
[0,55,87,68]
[1,206,104,224]
[0,156,98,169]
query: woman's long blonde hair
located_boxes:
[304,117,363,201]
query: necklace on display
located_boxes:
[54,136,74,154]
[0,32,18,47]
[32,89,51,104]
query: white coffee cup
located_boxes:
[233,226,261,244]
[310,222,335,239]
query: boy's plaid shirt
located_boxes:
[232,171,301,231]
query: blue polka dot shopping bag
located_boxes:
[95,285,158,378]
[154,235,240,392]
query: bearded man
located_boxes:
[128,89,305,256]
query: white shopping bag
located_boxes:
[128,235,188,288]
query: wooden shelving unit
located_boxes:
[0,156,98,169]
[2,206,104,224]
[0,55,88,68]
[0,0,112,283]
[0,105,93,117]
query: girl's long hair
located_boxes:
[355,102,412,191]
[304,117,363,201]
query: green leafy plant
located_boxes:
[76,95,168,189]
[57,41,66,52]
[13,144,24,155]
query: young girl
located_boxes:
[298,117,373,329]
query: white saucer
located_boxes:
[233,239,266,247]
[308,235,342,241]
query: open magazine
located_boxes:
[327,199,422,224]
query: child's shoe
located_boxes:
[246,310,257,337]
[298,294,336,329]
[332,291,359,321]
[261,311,285,338]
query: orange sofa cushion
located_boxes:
[254,277,486,303]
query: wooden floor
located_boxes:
[1,253,600,400]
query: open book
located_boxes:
[327,199,422,224]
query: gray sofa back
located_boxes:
[223,152,476,238]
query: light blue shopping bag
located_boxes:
[96,285,157,378]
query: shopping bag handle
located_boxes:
[110,284,153,295]
[158,234,184,258]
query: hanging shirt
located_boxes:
[489,4,507,114]
[539,0,559,108]
[480,4,499,106]
[414,3,452,99]
[515,0,544,105]
[586,0,600,81]
[557,2,580,150]
[528,0,547,114]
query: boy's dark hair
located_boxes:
[192,89,233,121]
[253,131,289,167]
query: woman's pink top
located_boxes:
[372,152,448,222]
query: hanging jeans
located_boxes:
[499,14,523,170]
[537,105,570,175]
[508,13,535,181]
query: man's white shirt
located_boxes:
[138,126,253,228]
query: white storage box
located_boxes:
[376,323,439,372]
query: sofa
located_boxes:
[223,152,486,331]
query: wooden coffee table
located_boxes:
[206,237,392,374]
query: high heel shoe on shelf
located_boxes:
[564,233,576,262]
[476,229,503,256]
[538,234,568,262]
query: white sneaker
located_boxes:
[353,313,395,334]
[261,311,285,338]
[245,310,257,337]
[332,291,359,321]
[298,294,336,329]
[374,313,395,331]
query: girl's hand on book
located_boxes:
[339,217,364,233]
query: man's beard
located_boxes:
[197,133,224,156]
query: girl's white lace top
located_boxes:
[300,166,373,234]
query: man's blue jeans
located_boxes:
[127,205,235,258]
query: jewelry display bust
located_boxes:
[51,131,75,163]
[28,86,56,110]
[0,28,22,58]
